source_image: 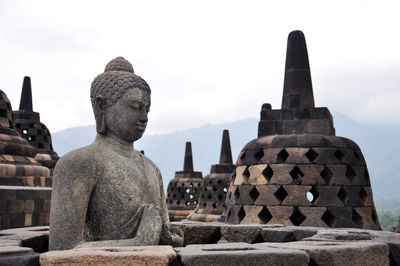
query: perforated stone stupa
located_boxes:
[224,31,381,230]
[166,142,203,221]
[0,89,51,230]
[188,130,235,222]
[13,77,59,174]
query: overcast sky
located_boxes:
[1,0,399,135]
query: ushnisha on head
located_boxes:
[90,57,151,142]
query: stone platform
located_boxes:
[0,222,399,265]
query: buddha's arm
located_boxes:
[78,204,162,248]
[49,154,97,250]
[156,167,184,247]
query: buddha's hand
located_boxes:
[135,204,162,245]
[159,222,184,247]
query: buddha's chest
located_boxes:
[90,156,161,213]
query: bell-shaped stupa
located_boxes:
[224,31,380,230]
[188,130,235,222]
[166,142,203,221]
[0,89,51,229]
[13,77,59,174]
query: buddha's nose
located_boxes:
[140,109,148,123]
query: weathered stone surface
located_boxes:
[40,246,176,266]
[224,31,380,230]
[306,228,400,265]
[49,57,182,250]
[172,221,222,246]
[166,142,203,221]
[260,226,318,242]
[220,224,263,243]
[258,240,389,266]
[175,242,309,266]
[0,89,51,230]
[13,76,59,174]
[0,246,33,255]
[0,253,40,266]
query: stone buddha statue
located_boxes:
[49,57,183,250]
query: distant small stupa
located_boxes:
[12,77,59,174]
[188,130,235,222]
[166,142,203,221]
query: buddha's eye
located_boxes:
[129,104,140,110]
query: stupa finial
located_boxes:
[219,130,233,165]
[19,76,33,111]
[183,141,194,172]
[282,30,315,110]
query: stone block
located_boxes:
[254,185,281,205]
[269,164,294,185]
[298,165,326,185]
[298,207,328,227]
[258,121,274,137]
[257,240,389,266]
[361,187,374,207]
[352,166,370,185]
[0,188,16,200]
[0,253,40,266]
[306,228,400,265]
[234,166,248,186]
[353,207,381,230]
[260,226,318,242]
[326,207,357,228]
[224,205,244,224]
[311,148,340,165]
[237,185,257,205]
[172,221,221,246]
[40,246,177,266]
[281,185,311,206]
[326,165,352,186]
[311,186,343,207]
[248,164,268,185]
[220,224,263,243]
[268,206,294,226]
[284,148,311,164]
[175,242,309,266]
[241,205,265,224]
[342,186,364,206]
[270,135,299,148]
[282,120,304,134]
[304,119,334,135]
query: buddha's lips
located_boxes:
[136,124,146,131]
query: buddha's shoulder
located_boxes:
[55,143,104,171]
[139,153,162,176]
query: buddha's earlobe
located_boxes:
[95,96,107,134]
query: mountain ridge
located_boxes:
[52,113,400,209]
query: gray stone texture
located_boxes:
[172,221,222,246]
[166,142,203,221]
[175,242,309,266]
[0,89,51,230]
[188,130,235,222]
[224,31,380,230]
[257,240,389,266]
[40,246,177,266]
[49,57,183,250]
[12,76,59,174]
[2,224,400,265]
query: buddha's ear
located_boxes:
[95,96,107,134]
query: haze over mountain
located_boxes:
[52,113,400,210]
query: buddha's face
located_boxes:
[104,87,150,143]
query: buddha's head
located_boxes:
[90,57,151,142]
